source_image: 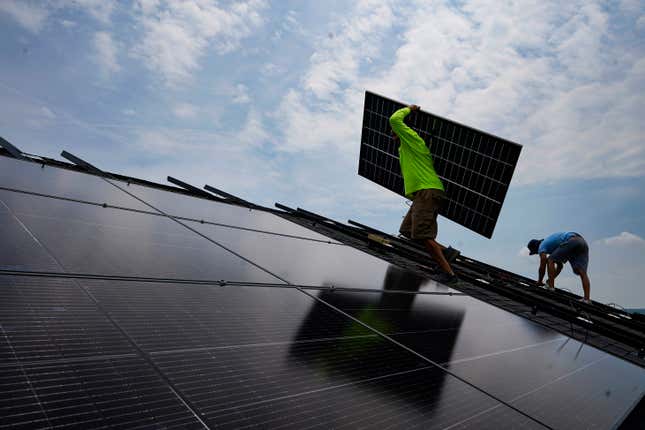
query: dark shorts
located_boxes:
[549,234,589,274]
[399,189,445,241]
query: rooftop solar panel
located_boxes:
[359,91,522,238]
[185,218,457,292]
[1,153,643,429]
[0,189,280,283]
[121,181,340,243]
[0,156,150,211]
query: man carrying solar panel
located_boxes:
[390,104,459,284]
[527,233,591,304]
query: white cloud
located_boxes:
[131,0,267,86]
[134,108,268,155]
[238,109,268,146]
[261,62,284,77]
[40,107,56,119]
[272,9,305,41]
[0,1,49,33]
[126,124,282,197]
[62,0,115,24]
[1,1,115,32]
[136,0,161,15]
[518,247,531,257]
[17,104,58,129]
[637,15,645,29]
[275,89,359,153]
[172,103,198,118]
[136,129,184,154]
[619,0,643,14]
[598,232,645,247]
[93,32,120,76]
[232,84,250,104]
[303,0,395,100]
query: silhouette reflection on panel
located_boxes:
[290,264,465,418]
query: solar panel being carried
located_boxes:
[358,91,522,238]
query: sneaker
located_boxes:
[442,246,460,263]
[578,298,592,305]
[435,272,458,284]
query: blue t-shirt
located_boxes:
[538,232,577,254]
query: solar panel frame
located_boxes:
[358,91,522,238]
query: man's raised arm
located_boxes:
[389,104,420,140]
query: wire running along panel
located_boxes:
[358,91,522,238]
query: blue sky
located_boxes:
[1,0,644,307]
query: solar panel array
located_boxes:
[1,154,643,429]
[359,91,522,238]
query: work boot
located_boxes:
[442,246,460,263]
[435,272,458,285]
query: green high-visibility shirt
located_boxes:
[389,107,444,198]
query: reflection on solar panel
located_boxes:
[359,91,522,238]
[1,152,643,429]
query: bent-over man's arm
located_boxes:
[537,253,547,285]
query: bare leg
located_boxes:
[425,239,453,274]
[579,270,591,301]
[546,259,556,289]
[554,262,563,278]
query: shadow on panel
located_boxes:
[289,265,464,419]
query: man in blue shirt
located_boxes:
[527,232,591,303]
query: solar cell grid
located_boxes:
[359,91,522,237]
[83,281,375,353]
[153,339,543,429]
[0,357,205,429]
[0,275,141,364]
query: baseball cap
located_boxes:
[527,239,542,255]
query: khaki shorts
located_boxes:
[399,188,445,241]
